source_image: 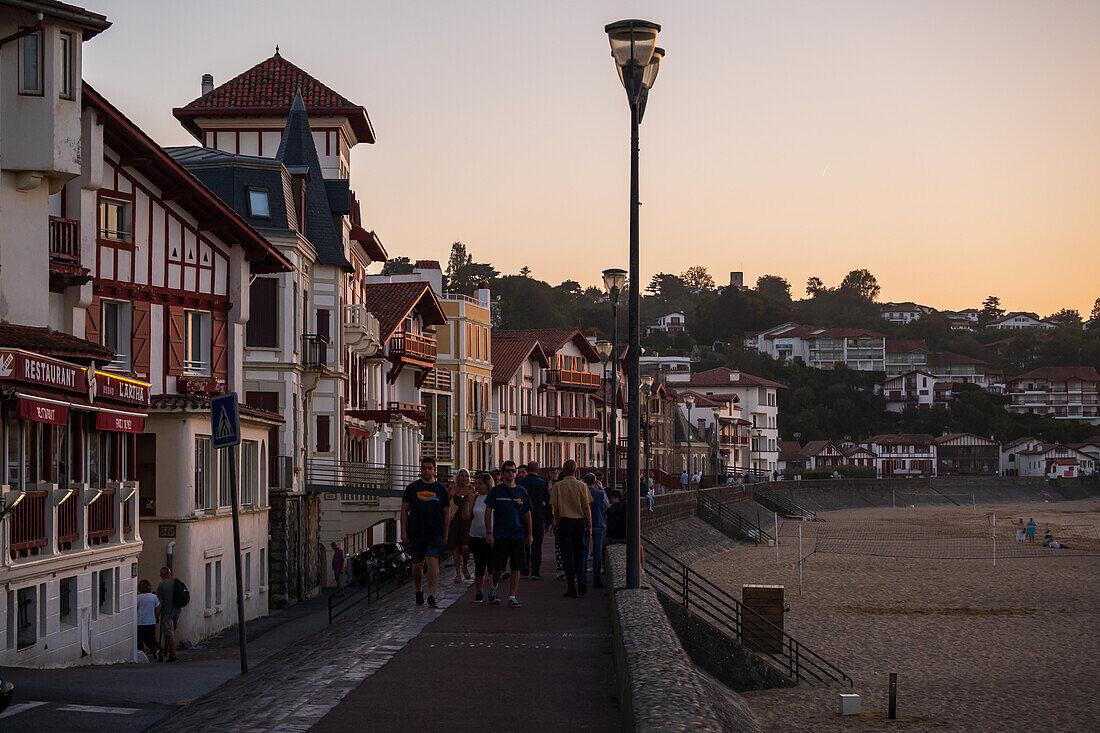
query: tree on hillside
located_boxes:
[1048,308,1082,327]
[1091,297,1100,322]
[446,241,472,276]
[682,266,715,292]
[557,280,583,296]
[980,295,1004,324]
[381,256,415,275]
[519,265,532,277]
[646,273,692,303]
[755,275,792,302]
[443,242,499,294]
[806,276,825,296]
[838,269,880,301]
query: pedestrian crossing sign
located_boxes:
[211,392,241,449]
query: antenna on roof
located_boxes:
[275,44,280,56]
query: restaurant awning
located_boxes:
[96,409,146,433]
[15,394,69,426]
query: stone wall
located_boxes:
[607,545,761,732]
[643,490,698,531]
[267,491,322,610]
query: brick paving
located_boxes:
[156,576,470,732]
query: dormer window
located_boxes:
[19,30,42,95]
[248,188,270,218]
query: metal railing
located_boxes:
[49,216,80,261]
[698,491,774,544]
[642,537,852,687]
[751,485,821,521]
[301,334,330,370]
[328,562,414,625]
[305,458,455,498]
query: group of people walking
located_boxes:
[400,457,631,609]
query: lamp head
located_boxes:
[605,19,661,102]
[602,268,627,303]
[595,340,613,361]
[684,393,695,408]
[641,375,654,390]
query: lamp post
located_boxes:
[684,392,695,486]
[603,268,626,490]
[596,339,613,477]
[605,19,662,590]
[712,406,722,483]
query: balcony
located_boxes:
[57,489,79,551]
[301,334,331,370]
[470,410,499,433]
[348,402,426,426]
[49,217,80,261]
[8,490,49,559]
[422,367,453,392]
[544,368,601,392]
[421,440,453,463]
[520,414,599,434]
[343,304,381,356]
[521,414,557,432]
[88,488,117,545]
[389,331,437,365]
[557,416,600,433]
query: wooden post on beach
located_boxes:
[774,512,780,565]
[892,489,895,509]
[993,513,997,567]
[889,672,898,719]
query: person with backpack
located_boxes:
[156,566,189,662]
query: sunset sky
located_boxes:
[84,1,1099,315]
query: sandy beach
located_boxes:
[686,498,1100,732]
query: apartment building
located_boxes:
[861,434,936,477]
[933,433,999,475]
[880,302,931,325]
[885,339,930,377]
[491,333,549,470]
[807,328,886,371]
[1006,367,1100,423]
[987,312,1057,330]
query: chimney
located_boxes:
[728,370,740,382]
[477,280,490,306]
[201,74,214,96]
[729,271,743,289]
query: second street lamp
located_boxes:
[596,339,613,476]
[684,392,695,485]
[605,18,662,591]
[603,267,626,490]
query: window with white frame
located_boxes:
[101,300,132,370]
[241,440,257,507]
[185,310,212,375]
[218,447,232,507]
[18,31,42,95]
[205,561,214,612]
[99,198,132,242]
[259,548,267,591]
[59,32,74,99]
[194,436,212,512]
[244,552,252,593]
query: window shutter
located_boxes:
[166,307,185,376]
[246,278,278,348]
[316,415,330,453]
[317,309,330,341]
[86,295,101,347]
[211,310,228,380]
[131,300,151,377]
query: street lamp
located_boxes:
[602,268,626,490]
[684,392,695,485]
[605,18,662,590]
[712,406,722,482]
[596,339,613,476]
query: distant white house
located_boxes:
[883,370,938,412]
[987,312,1057,330]
[880,302,932,325]
[647,311,687,335]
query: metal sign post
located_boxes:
[212,392,247,674]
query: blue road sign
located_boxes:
[211,392,241,449]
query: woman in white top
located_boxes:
[467,473,494,603]
[136,579,163,661]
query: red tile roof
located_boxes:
[866,433,935,446]
[150,393,283,423]
[885,339,928,354]
[684,367,786,389]
[173,52,375,143]
[808,327,887,339]
[1009,366,1100,383]
[926,351,987,366]
[362,281,447,342]
[778,440,805,461]
[801,440,839,457]
[764,324,819,340]
[493,329,601,362]
[350,225,387,262]
[933,433,998,445]
[0,324,115,363]
[676,390,729,409]
[490,335,548,385]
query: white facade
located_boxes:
[988,312,1056,330]
[646,311,686,335]
[1005,368,1100,423]
[880,303,931,325]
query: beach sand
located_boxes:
[692,498,1100,732]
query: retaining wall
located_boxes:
[606,545,760,732]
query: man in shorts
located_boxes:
[156,566,182,662]
[401,457,450,608]
[485,460,532,607]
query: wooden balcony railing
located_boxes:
[57,490,79,551]
[9,490,48,558]
[390,331,437,363]
[421,440,453,463]
[88,488,116,545]
[123,496,133,533]
[544,368,600,392]
[422,367,453,392]
[388,401,426,424]
[557,416,600,432]
[521,414,557,432]
[49,216,80,261]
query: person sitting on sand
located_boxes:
[1043,524,1053,545]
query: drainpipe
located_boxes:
[166,541,176,572]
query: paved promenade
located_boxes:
[151,534,620,732]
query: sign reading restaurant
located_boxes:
[0,349,150,406]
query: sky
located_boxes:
[83,1,1099,316]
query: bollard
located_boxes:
[889,672,897,719]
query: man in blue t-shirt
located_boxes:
[485,460,533,607]
[401,457,450,608]
[583,473,609,588]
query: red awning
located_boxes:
[96,410,145,433]
[16,395,69,426]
